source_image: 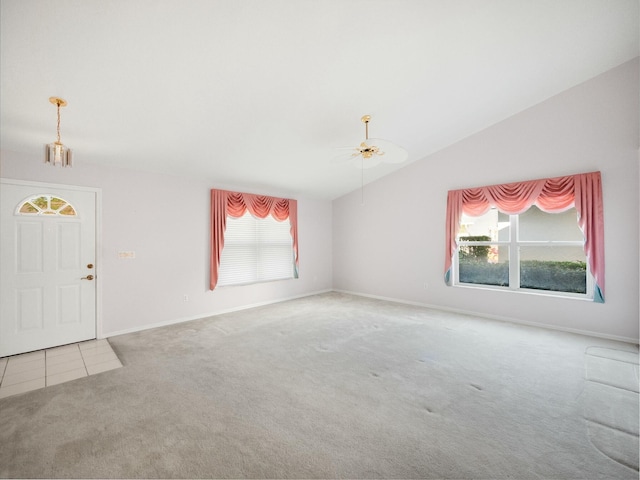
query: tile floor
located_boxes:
[0,339,122,399]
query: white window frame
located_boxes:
[453,211,593,300]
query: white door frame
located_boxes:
[0,178,103,342]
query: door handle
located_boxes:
[81,275,94,281]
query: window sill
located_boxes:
[453,283,593,302]
[218,276,296,288]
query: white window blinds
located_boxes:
[217,212,295,286]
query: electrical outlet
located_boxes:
[423,283,429,290]
[183,294,189,302]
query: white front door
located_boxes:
[0,181,97,357]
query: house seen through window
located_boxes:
[454,206,590,297]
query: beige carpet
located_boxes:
[0,292,638,478]
[584,346,639,471]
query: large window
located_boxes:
[217,212,295,286]
[454,206,591,297]
[444,172,605,302]
[210,189,299,290]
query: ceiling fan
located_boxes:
[333,115,408,169]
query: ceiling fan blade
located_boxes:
[366,138,408,164]
[332,132,407,169]
[331,151,358,164]
[333,149,384,169]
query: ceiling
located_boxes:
[1,0,638,200]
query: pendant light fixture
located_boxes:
[45,96,72,167]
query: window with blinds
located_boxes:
[217,211,295,286]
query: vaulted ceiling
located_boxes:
[1,0,638,199]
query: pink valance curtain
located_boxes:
[444,172,605,302]
[210,189,299,290]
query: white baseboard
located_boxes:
[102,287,638,345]
[102,289,332,338]
[332,289,640,345]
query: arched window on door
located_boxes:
[16,194,77,216]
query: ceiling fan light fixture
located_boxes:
[332,114,409,204]
[334,114,407,169]
[45,97,72,167]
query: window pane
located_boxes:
[59,205,76,216]
[19,203,39,214]
[218,212,294,286]
[224,214,255,244]
[50,197,66,210]
[33,196,48,209]
[459,208,509,242]
[258,246,294,279]
[459,245,509,286]
[258,218,290,241]
[218,246,257,285]
[519,206,583,241]
[519,246,586,293]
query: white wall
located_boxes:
[333,58,640,342]
[1,59,637,343]
[0,155,333,337]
